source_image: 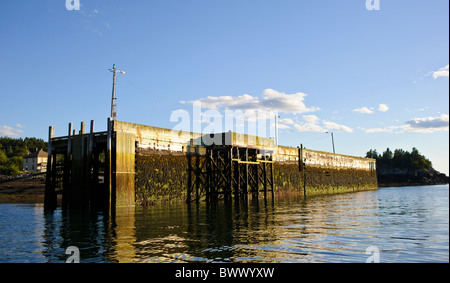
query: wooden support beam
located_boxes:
[84,120,95,208]
[228,147,233,201]
[254,162,259,199]
[195,151,201,202]
[44,126,56,210]
[187,154,192,203]
[106,117,113,210]
[300,144,306,198]
[80,121,85,135]
[270,161,274,198]
[245,148,249,197]
[62,123,72,209]
[263,158,267,198]
[235,148,240,198]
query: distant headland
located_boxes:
[366,147,449,187]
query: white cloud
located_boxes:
[364,125,403,134]
[182,89,319,115]
[0,125,24,138]
[378,104,389,112]
[179,89,352,134]
[293,122,325,133]
[277,123,291,130]
[364,114,449,134]
[289,115,353,133]
[405,114,449,132]
[322,121,353,133]
[433,65,449,79]
[278,118,295,125]
[353,107,374,114]
[302,115,320,124]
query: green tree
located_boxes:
[366,149,380,159]
[6,146,13,157]
[9,156,23,170]
[367,147,434,176]
[382,148,393,159]
[0,150,7,165]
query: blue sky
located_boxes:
[0,0,448,174]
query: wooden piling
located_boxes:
[187,153,192,203]
[300,144,306,197]
[106,117,113,210]
[44,126,56,210]
[62,123,72,209]
[196,149,201,202]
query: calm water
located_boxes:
[0,185,448,263]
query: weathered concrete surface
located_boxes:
[271,160,378,198]
[135,149,188,205]
[114,132,135,207]
[47,120,378,208]
[113,121,276,151]
[116,120,378,205]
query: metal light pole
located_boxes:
[108,64,125,120]
[275,114,281,146]
[326,131,335,154]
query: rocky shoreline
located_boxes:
[378,172,449,187]
[0,174,47,203]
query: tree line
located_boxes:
[0,137,48,175]
[366,147,433,175]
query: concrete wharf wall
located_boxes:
[44,120,377,210]
[114,121,377,204]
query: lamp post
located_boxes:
[326,131,335,154]
[275,114,280,146]
[108,64,126,120]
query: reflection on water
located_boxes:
[0,185,448,263]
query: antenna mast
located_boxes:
[108,64,125,120]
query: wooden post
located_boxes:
[62,123,73,209]
[195,148,201,202]
[253,150,259,199]
[235,148,240,198]
[80,121,85,135]
[51,153,57,201]
[228,147,233,201]
[89,121,94,153]
[68,123,73,155]
[270,159,274,198]
[245,148,249,197]
[86,120,95,207]
[263,153,267,198]
[187,153,192,203]
[44,126,56,210]
[205,148,210,203]
[301,144,306,198]
[80,121,88,207]
[298,145,303,173]
[106,117,112,210]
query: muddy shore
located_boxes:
[0,174,47,204]
[1,173,448,204]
